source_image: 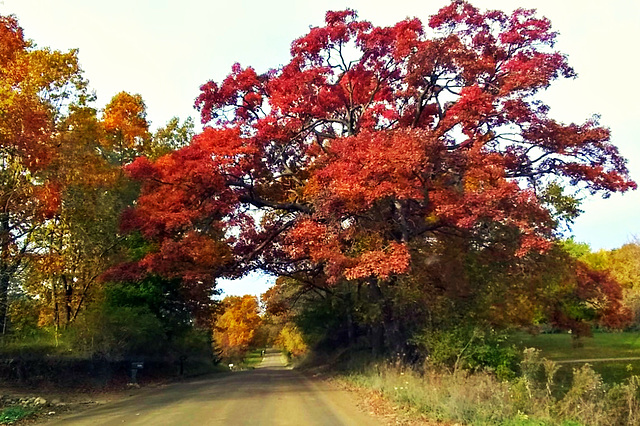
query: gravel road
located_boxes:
[42,350,380,425]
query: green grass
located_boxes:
[0,406,35,424]
[511,331,640,385]
[240,349,265,369]
[511,331,640,361]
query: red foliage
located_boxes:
[549,260,632,335]
[119,3,634,325]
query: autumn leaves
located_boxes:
[1,1,637,359]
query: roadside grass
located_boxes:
[0,406,36,425]
[0,331,70,357]
[239,349,265,369]
[328,332,640,425]
[337,348,640,425]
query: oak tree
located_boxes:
[123,2,635,351]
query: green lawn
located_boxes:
[512,331,640,360]
[240,349,265,369]
[512,331,640,385]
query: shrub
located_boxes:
[413,326,521,379]
[67,305,165,360]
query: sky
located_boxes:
[2,0,639,297]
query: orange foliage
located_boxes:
[102,92,150,148]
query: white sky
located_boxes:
[2,0,639,296]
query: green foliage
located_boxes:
[0,406,35,424]
[540,183,583,229]
[149,117,195,159]
[6,296,40,337]
[294,293,350,349]
[105,276,191,328]
[560,238,592,260]
[413,326,521,379]
[68,305,165,359]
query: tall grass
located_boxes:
[339,349,640,425]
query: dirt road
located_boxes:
[42,350,380,425]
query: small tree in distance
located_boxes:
[214,295,262,362]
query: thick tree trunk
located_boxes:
[369,279,406,356]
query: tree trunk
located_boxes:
[369,323,384,356]
[346,310,355,346]
[52,279,60,331]
[367,280,385,355]
[63,275,72,326]
[0,271,9,335]
[0,213,10,335]
[369,279,405,356]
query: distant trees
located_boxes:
[0,14,209,370]
[213,295,262,362]
[564,238,640,328]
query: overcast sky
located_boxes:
[2,0,638,296]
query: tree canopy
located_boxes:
[1,2,636,363]
[117,1,635,353]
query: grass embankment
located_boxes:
[335,333,640,425]
[513,331,640,360]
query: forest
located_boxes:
[1,1,640,424]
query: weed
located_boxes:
[339,349,640,425]
[0,406,35,424]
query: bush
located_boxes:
[413,326,521,379]
[67,305,165,360]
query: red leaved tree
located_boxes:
[120,2,635,350]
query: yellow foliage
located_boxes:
[213,295,262,361]
[276,324,308,357]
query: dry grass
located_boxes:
[335,349,640,425]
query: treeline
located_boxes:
[2,0,639,388]
[211,238,640,371]
[0,15,212,383]
[264,238,640,368]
